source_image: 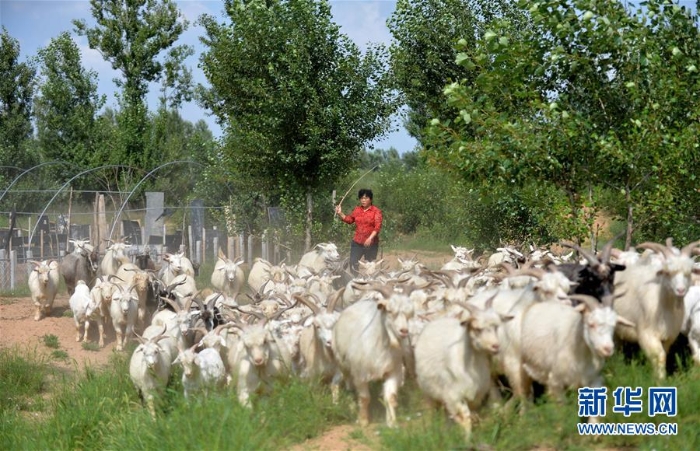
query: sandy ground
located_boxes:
[0,293,114,369]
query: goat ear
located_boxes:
[376,298,388,310]
[574,303,587,313]
[500,314,515,323]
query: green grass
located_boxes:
[81,342,100,352]
[42,334,60,349]
[0,346,352,451]
[0,286,32,297]
[50,350,69,361]
[377,352,699,450]
[1,340,698,450]
[0,346,50,414]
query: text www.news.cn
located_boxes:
[577,422,677,436]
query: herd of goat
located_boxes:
[24,237,700,439]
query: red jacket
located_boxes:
[342,205,383,245]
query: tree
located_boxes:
[425,0,700,245]
[199,0,398,249]
[73,0,191,169]
[35,32,106,182]
[388,0,523,145]
[0,27,37,176]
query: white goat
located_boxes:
[100,240,131,277]
[682,286,700,365]
[442,245,480,271]
[247,258,288,294]
[612,240,700,378]
[174,345,227,399]
[158,251,195,285]
[211,251,245,297]
[116,263,152,324]
[298,242,341,274]
[28,259,60,321]
[332,283,414,427]
[414,298,511,440]
[110,283,139,351]
[295,295,343,401]
[129,327,172,417]
[518,296,633,421]
[69,280,105,347]
[229,316,292,407]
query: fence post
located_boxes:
[188,226,194,261]
[213,227,219,261]
[247,234,254,264]
[0,249,5,291]
[261,230,268,263]
[227,234,234,261]
[196,240,202,266]
[202,228,207,264]
[239,233,245,261]
[11,249,16,290]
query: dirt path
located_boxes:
[289,424,379,451]
[0,293,114,370]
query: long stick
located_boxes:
[337,164,379,208]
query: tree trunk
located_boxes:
[305,189,313,252]
[587,183,597,253]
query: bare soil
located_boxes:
[0,293,114,370]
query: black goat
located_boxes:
[549,235,625,304]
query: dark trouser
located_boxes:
[350,240,379,273]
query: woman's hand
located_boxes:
[363,237,373,247]
[335,205,342,216]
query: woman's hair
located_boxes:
[358,188,373,200]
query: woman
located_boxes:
[335,188,383,273]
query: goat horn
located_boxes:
[637,242,674,259]
[270,297,300,321]
[568,294,601,311]
[293,294,320,315]
[155,326,171,343]
[680,239,700,258]
[600,232,625,264]
[561,241,600,266]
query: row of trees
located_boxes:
[1,0,699,254]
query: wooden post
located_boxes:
[40,230,44,260]
[247,234,254,264]
[96,194,108,255]
[188,226,194,261]
[0,249,5,290]
[239,233,245,261]
[202,228,207,264]
[228,234,235,261]
[66,186,73,249]
[93,193,98,249]
[10,249,16,290]
[27,217,32,259]
[261,230,268,263]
